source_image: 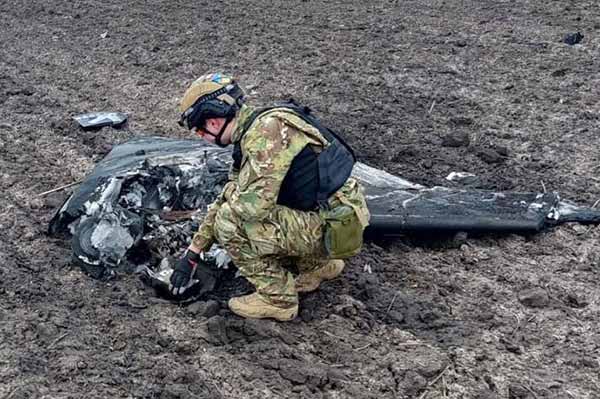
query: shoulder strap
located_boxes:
[232,99,356,170]
[279,99,356,161]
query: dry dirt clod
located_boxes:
[442,131,470,147]
[476,147,504,163]
[356,274,379,299]
[565,293,589,308]
[205,315,230,345]
[581,357,598,369]
[277,359,328,388]
[387,310,405,323]
[493,144,510,156]
[334,294,367,318]
[518,288,550,308]
[551,68,569,77]
[242,319,296,344]
[186,299,220,318]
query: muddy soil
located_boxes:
[1,1,599,398]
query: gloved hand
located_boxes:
[169,249,203,295]
[223,181,236,202]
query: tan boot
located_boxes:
[296,260,345,293]
[228,293,298,321]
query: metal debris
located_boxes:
[49,137,600,298]
[73,112,128,130]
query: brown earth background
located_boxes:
[1,0,600,398]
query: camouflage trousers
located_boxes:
[213,203,328,307]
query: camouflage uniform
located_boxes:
[192,105,370,306]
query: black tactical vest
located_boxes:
[232,100,356,211]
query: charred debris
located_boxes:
[49,137,600,300]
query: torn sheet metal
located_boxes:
[49,137,600,285]
[73,112,128,130]
[50,137,231,280]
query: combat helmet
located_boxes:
[178,73,245,146]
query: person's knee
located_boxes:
[212,203,246,260]
[214,205,285,261]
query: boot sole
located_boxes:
[229,307,298,321]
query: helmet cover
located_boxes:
[178,73,245,130]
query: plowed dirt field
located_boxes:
[1,1,599,398]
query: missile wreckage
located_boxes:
[49,137,600,301]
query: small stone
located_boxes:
[518,288,549,308]
[563,32,583,45]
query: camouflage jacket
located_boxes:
[192,104,368,250]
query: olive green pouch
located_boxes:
[322,205,364,258]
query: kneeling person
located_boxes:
[170,73,370,321]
